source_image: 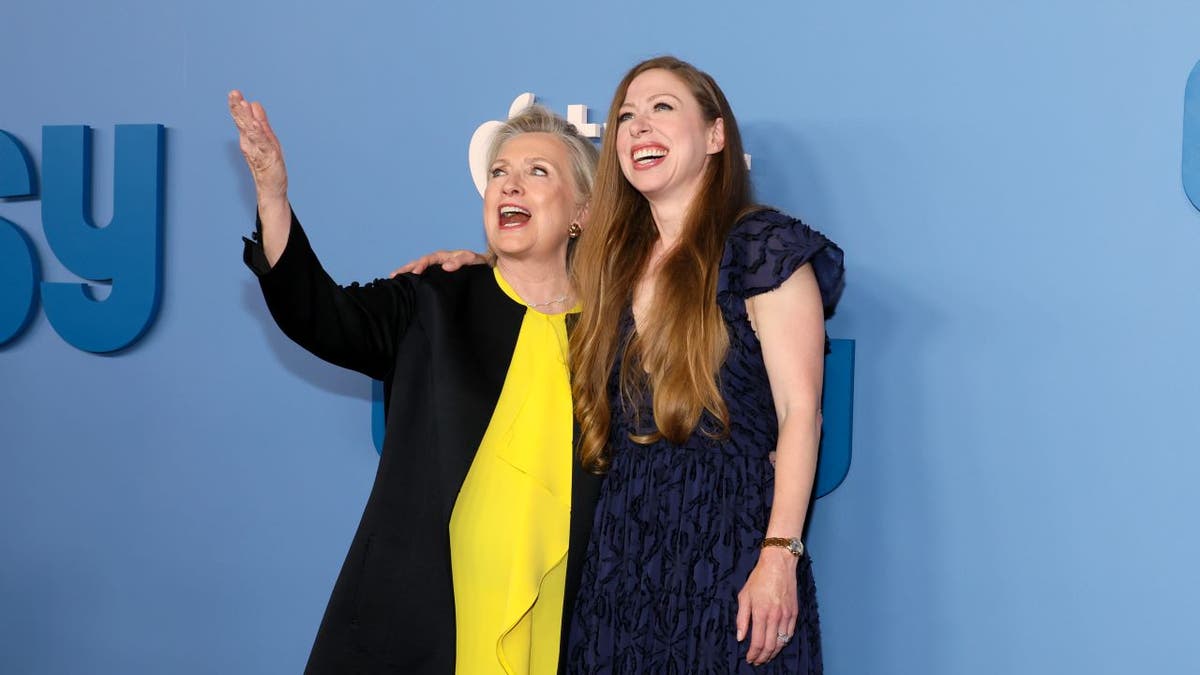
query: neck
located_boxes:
[494,256,573,313]
[645,181,702,250]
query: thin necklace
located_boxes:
[527,294,569,309]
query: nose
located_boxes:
[627,114,650,137]
[502,172,523,195]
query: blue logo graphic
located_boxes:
[0,131,39,343]
[1185,59,1200,213]
[0,125,165,352]
[815,338,855,498]
[370,338,856,498]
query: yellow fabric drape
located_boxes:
[449,268,577,674]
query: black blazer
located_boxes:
[245,213,601,674]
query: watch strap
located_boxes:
[760,537,804,557]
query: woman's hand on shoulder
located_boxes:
[390,249,488,277]
[737,548,800,666]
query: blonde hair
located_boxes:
[571,56,759,473]
[487,104,598,209]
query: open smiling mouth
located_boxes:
[499,205,532,228]
[633,145,668,168]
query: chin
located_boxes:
[624,173,664,195]
[632,183,667,201]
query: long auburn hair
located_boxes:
[571,56,757,473]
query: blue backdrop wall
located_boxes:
[3,1,1198,673]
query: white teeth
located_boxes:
[500,205,531,217]
[633,147,667,162]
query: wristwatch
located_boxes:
[760,537,804,557]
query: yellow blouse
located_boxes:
[448,267,578,674]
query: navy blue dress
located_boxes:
[566,210,845,674]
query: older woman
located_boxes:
[565,57,844,672]
[230,93,600,674]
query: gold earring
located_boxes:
[568,222,582,239]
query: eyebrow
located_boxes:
[620,92,683,109]
[491,156,559,167]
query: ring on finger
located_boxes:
[776,631,791,643]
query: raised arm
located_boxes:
[229,89,292,266]
[230,90,415,380]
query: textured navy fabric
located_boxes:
[566,210,844,674]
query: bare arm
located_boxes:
[229,89,291,266]
[736,263,826,665]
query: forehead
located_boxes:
[624,68,692,103]
[494,132,568,165]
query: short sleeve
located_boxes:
[717,209,845,318]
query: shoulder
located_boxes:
[720,208,846,316]
[726,207,831,249]
[731,206,794,232]
[396,263,497,293]
[413,263,493,283]
[402,264,525,318]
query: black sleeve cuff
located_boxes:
[242,209,309,278]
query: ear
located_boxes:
[707,117,726,155]
[573,202,590,232]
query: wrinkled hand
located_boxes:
[736,549,799,665]
[228,90,288,201]
[391,249,488,277]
